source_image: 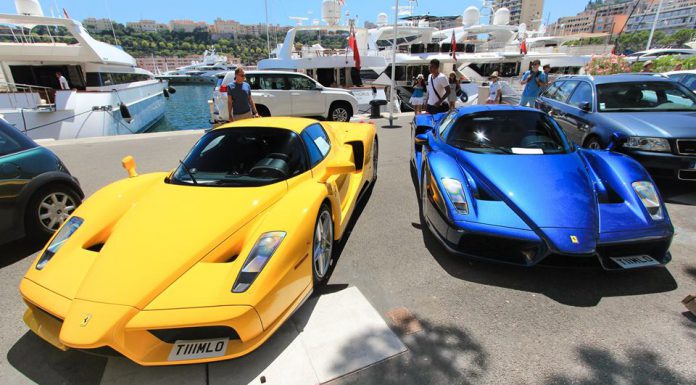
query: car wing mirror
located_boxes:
[320,145,356,182]
[121,155,138,177]
[415,133,429,145]
[580,101,592,112]
[606,132,628,152]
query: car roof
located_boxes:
[454,105,540,116]
[555,74,674,84]
[664,70,696,75]
[213,117,319,134]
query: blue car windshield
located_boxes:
[170,127,308,187]
[444,110,570,155]
[597,81,696,112]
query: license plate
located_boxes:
[610,255,660,269]
[168,338,229,361]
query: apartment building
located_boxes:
[626,0,696,34]
[169,19,209,33]
[549,0,644,36]
[126,19,169,33]
[82,17,113,33]
[490,0,545,28]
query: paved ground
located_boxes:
[2,116,696,385]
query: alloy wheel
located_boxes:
[38,192,77,232]
[313,209,333,280]
[332,107,349,122]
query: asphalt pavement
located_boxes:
[1,116,695,385]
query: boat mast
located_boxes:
[265,0,271,58]
[389,0,399,126]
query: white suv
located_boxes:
[212,70,359,122]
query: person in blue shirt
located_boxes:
[519,60,547,107]
[227,68,259,122]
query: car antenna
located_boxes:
[179,160,198,185]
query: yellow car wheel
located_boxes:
[312,202,334,286]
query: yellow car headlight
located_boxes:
[36,217,84,270]
[232,231,286,293]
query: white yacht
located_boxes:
[157,49,237,84]
[0,2,170,140]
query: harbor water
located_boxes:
[148,84,213,132]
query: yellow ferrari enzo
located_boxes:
[19,117,378,365]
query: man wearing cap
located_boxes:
[519,60,546,107]
[487,72,503,104]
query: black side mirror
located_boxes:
[580,101,592,112]
[606,132,628,151]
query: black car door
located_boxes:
[546,80,583,144]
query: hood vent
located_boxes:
[85,243,105,252]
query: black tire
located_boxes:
[371,137,379,183]
[328,103,352,122]
[584,136,603,150]
[25,184,82,240]
[257,105,271,117]
[312,202,334,286]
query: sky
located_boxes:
[2,0,588,27]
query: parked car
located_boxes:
[536,74,696,180]
[664,70,696,92]
[624,48,696,63]
[19,117,378,365]
[211,70,359,123]
[412,106,673,270]
[0,118,83,243]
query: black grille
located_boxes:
[679,170,696,181]
[457,234,539,264]
[677,140,696,155]
[149,326,240,344]
[597,239,670,262]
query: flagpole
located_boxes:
[388,0,399,127]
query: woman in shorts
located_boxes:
[410,74,426,115]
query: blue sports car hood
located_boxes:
[456,151,598,254]
[599,111,696,138]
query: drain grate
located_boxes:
[385,307,423,335]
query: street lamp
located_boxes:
[388,0,399,127]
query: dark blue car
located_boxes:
[536,74,696,180]
[412,106,673,270]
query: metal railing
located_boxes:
[0,82,55,110]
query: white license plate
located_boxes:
[168,338,229,361]
[610,255,660,269]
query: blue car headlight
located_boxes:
[441,178,469,215]
[36,217,84,270]
[624,137,670,153]
[632,181,663,220]
[232,231,286,293]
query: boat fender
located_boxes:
[119,103,132,122]
[168,86,177,94]
[163,88,170,98]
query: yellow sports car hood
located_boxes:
[37,177,287,309]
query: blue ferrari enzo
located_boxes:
[411,106,674,270]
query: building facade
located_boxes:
[549,0,646,36]
[625,0,696,34]
[169,20,209,33]
[126,19,169,33]
[490,0,545,28]
[82,18,114,33]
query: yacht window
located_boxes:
[86,72,152,87]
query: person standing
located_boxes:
[227,68,259,122]
[425,59,450,114]
[56,72,69,90]
[487,72,503,104]
[519,60,545,107]
[410,74,426,115]
[673,63,683,71]
[642,60,655,73]
[541,64,551,89]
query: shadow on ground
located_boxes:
[657,179,696,206]
[409,165,678,308]
[7,332,108,385]
[1,238,43,269]
[330,317,487,385]
[543,345,691,385]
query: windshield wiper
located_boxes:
[178,160,198,185]
[453,139,512,154]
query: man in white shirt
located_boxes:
[56,72,69,90]
[425,59,450,114]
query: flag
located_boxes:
[451,30,457,62]
[348,24,361,70]
[63,8,70,19]
[520,39,527,55]
[337,0,345,5]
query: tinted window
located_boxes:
[259,75,288,90]
[567,82,593,108]
[542,81,563,99]
[596,81,696,112]
[553,80,579,103]
[444,110,570,155]
[172,128,308,186]
[0,120,35,156]
[247,75,261,90]
[289,75,317,90]
[85,72,152,87]
[301,123,331,167]
[437,111,458,136]
[680,74,696,91]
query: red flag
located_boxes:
[62,8,70,19]
[451,30,457,61]
[520,39,527,55]
[348,25,361,70]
